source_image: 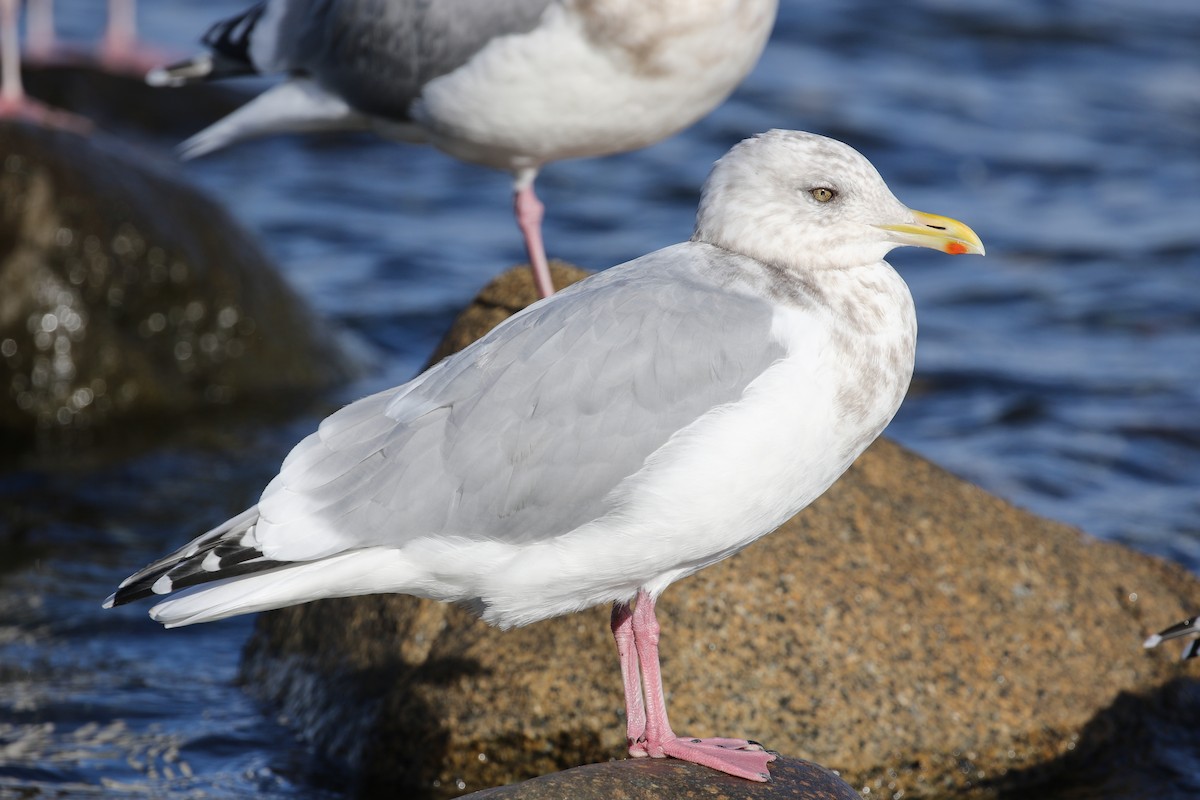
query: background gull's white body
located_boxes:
[411,1,779,173]
[158,0,778,296]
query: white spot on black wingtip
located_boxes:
[152,575,174,595]
[1144,633,1163,649]
[145,67,172,87]
[102,594,115,609]
[202,551,222,572]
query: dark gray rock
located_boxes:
[0,121,358,449]
[21,63,249,138]
[460,756,859,800]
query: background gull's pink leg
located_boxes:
[630,589,776,781]
[513,173,555,299]
[24,0,56,61]
[0,0,88,131]
[610,601,648,756]
[98,0,171,75]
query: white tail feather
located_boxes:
[177,78,368,160]
[149,547,414,627]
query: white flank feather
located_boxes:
[177,79,367,160]
[149,548,412,628]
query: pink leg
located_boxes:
[0,0,88,131]
[97,0,170,76]
[24,0,56,60]
[630,589,776,782]
[23,0,89,66]
[611,602,648,756]
[1,0,23,103]
[513,180,555,299]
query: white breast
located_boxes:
[411,0,778,172]
[463,262,916,627]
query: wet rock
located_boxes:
[0,121,357,449]
[22,63,249,138]
[460,755,859,800]
[241,265,1200,799]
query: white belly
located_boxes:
[455,274,916,628]
[411,0,778,173]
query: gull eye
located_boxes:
[809,187,836,203]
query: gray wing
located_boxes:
[264,0,555,119]
[253,243,789,561]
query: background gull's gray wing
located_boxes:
[252,243,791,561]
[259,0,555,120]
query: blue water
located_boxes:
[2,0,1199,796]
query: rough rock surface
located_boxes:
[0,121,357,448]
[460,756,859,800]
[241,265,1200,799]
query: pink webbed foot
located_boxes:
[657,736,777,781]
[617,590,776,781]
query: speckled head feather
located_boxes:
[692,130,916,272]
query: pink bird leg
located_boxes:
[610,602,648,755]
[513,176,555,299]
[0,0,89,132]
[611,589,777,781]
[97,0,171,76]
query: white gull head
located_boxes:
[692,130,984,272]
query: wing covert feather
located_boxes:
[278,0,555,120]
[256,245,791,560]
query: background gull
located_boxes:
[145,0,778,298]
[105,130,983,780]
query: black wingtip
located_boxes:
[201,3,267,68]
[1155,615,1199,643]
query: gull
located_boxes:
[145,0,778,297]
[106,130,984,781]
[1144,616,1200,661]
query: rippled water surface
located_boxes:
[2,0,1199,796]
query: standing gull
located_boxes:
[106,130,984,780]
[146,0,778,297]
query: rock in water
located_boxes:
[0,122,356,449]
[20,64,249,139]
[240,265,1200,798]
[460,756,859,799]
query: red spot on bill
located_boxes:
[946,242,969,255]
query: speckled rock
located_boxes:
[460,756,859,799]
[241,266,1200,799]
[0,121,357,448]
[425,259,590,366]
